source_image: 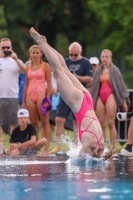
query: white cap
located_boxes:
[17,109,29,118]
[89,57,99,65]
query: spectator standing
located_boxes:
[22,45,52,153]
[91,49,130,149]
[87,56,100,92]
[50,42,93,154]
[0,38,26,137]
[89,57,100,72]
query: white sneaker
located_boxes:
[116,112,128,121]
[118,149,133,156]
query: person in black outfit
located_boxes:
[7,109,47,156]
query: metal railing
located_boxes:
[115,89,133,142]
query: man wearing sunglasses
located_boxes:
[50,42,93,154]
[0,38,26,138]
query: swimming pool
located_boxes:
[0,155,133,200]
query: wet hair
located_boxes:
[92,146,114,161]
[102,146,114,161]
[29,45,43,62]
[68,42,82,52]
[101,49,112,59]
[0,38,12,45]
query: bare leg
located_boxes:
[29,28,87,92]
[55,117,65,148]
[106,95,117,147]
[96,98,106,140]
[73,119,78,147]
[127,117,133,144]
[0,126,2,138]
[47,44,88,92]
[26,97,39,139]
[36,94,51,151]
[33,138,47,149]
[29,27,83,114]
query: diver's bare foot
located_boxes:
[29,27,47,44]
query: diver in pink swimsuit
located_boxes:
[29,27,114,160]
[74,92,103,150]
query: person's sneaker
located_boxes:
[119,149,133,156]
[116,112,128,121]
[49,146,61,154]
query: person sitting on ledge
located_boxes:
[7,108,47,156]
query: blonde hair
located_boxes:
[29,45,43,62]
[29,44,42,54]
[0,38,12,45]
[101,49,112,58]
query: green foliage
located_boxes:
[0,0,102,60]
[88,0,133,54]
[0,5,8,38]
[0,0,133,86]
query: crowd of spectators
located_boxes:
[0,36,130,156]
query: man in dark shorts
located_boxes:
[50,42,93,154]
[7,109,47,156]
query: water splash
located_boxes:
[60,134,104,166]
[60,134,82,159]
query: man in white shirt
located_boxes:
[0,38,26,137]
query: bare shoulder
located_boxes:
[43,62,51,71]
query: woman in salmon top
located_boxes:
[22,45,52,153]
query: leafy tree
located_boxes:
[0,0,101,60]
[88,0,133,55]
[0,5,8,38]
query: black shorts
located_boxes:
[56,97,75,120]
[0,98,19,126]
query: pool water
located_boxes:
[0,155,133,200]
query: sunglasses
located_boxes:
[1,46,11,50]
[69,54,79,57]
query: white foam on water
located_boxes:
[0,160,65,166]
[0,173,43,177]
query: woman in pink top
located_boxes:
[29,27,114,160]
[23,45,52,153]
[91,49,129,148]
